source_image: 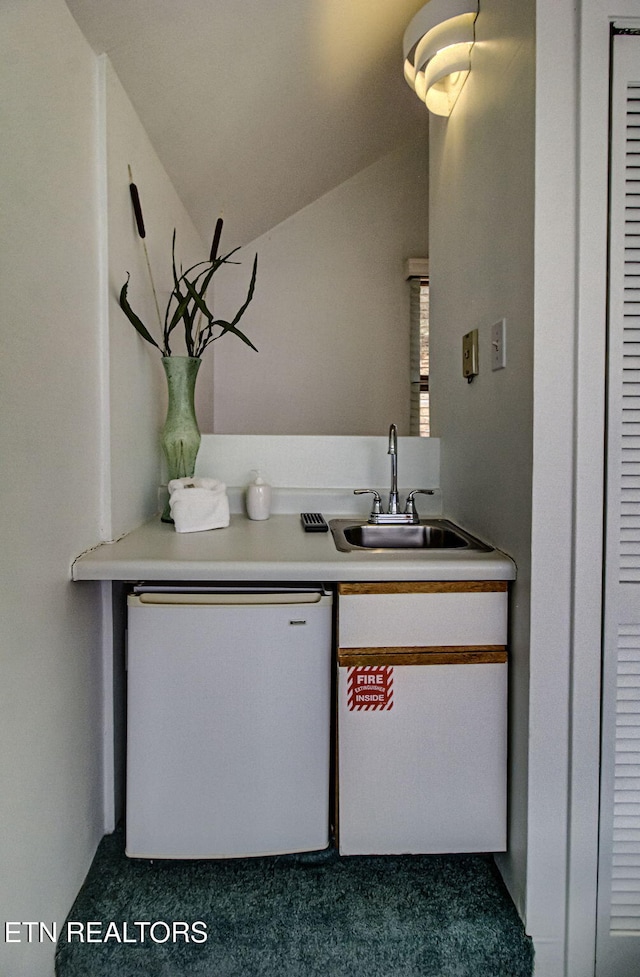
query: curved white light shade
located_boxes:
[403,0,478,117]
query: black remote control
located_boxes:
[301,512,329,532]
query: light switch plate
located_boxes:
[491,319,507,370]
[462,329,479,380]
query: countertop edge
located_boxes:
[72,516,517,583]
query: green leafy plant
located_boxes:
[119,175,258,358]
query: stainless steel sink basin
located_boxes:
[329,518,491,553]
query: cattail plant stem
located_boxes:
[143,242,164,340]
[195,215,224,352]
[128,165,164,342]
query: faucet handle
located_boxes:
[404,489,434,519]
[354,489,382,516]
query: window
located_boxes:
[409,276,430,436]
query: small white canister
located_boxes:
[246,470,272,520]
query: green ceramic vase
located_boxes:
[161,356,202,522]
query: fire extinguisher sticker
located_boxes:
[347,666,394,711]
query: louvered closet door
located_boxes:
[597,30,640,977]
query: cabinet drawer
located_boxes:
[338,582,508,650]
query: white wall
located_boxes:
[0,2,105,975]
[0,3,207,974]
[104,59,207,539]
[212,137,429,436]
[427,0,536,940]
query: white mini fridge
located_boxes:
[126,583,333,859]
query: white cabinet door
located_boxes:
[337,660,508,855]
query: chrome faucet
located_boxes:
[388,423,399,514]
[354,422,434,524]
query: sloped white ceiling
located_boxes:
[65,0,429,247]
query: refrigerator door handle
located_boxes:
[130,592,330,607]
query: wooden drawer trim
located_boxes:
[338,647,508,667]
[338,581,508,595]
[339,643,507,657]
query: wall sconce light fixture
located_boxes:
[403,0,478,117]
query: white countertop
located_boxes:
[72,514,516,582]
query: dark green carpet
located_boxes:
[55,830,533,977]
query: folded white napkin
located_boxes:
[168,477,230,533]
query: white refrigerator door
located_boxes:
[126,594,332,858]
